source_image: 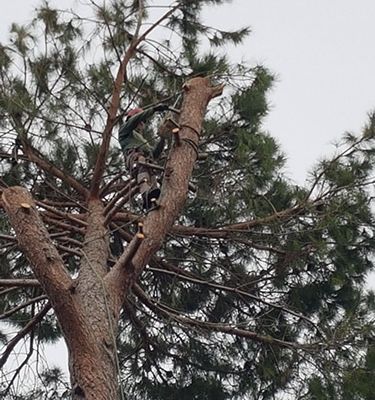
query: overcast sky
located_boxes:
[2,0,375,183]
[2,0,375,380]
[203,0,375,183]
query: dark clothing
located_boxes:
[118,108,156,153]
[118,106,167,210]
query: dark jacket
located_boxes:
[118,108,157,153]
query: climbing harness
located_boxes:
[179,123,201,139]
[182,138,199,159]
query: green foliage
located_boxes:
[0,45,11,70]
[0,1,375,399]
[233,66,274,126]
[36,314,63,344]
[2,367,70,399]
[10,23,34,55]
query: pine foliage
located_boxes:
[0,1,374,399]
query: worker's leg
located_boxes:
[139,155,162,210]
[125,149,139,176]
[125,149,160,211]
[136,154,152,195]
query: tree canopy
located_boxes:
[0,1,374,399]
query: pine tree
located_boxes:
[1,1,375,399]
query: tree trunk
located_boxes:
[68,327,119,400]
[2,77,223,399]
[2,188,119,399]
[106,77,223,315]
[70,200,119,399]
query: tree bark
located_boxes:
[1,77,223,400]
[2,188,118,399]
[106,77,223,314]
[71,199,119,400]
[1,187,77,325]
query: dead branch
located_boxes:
[0,279,40,288]
[89,3,181,197]
[0,303,51,369]
[0,295,48,320]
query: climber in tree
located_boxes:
[118,104,170,211]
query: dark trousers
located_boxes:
[124,149,157,197]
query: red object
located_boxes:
[127,107,143,117]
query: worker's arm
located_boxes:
[118,108,155,147]
[151,104,170,158]
[118,104,169,150]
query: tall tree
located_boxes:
[0,1,374,399]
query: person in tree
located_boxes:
[118,104,170,210]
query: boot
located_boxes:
[142,187,161,211]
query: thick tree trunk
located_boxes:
[70,200,119,400]
[68,331,119,400]
[2,188,118,399]
[106,77,223,314]
[1,77,222,400]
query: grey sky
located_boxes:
[2,0,375,382]
[3,1,375,183]
[203,0,375,183]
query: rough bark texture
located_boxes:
[106,77,223,314]
[2,77,222,400]
[2,189,118,400]
[1,187,77,326]
[71,199,118,400]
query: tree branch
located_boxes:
[0,279,40,288]
[37,201,88,227]
[0,303,51,369]
[134,284,313,350]
[1,187,88,343]
[147,266,324,336]
[89,3,181,197]
[2,187,73,294]
[104,179,137,225]
[2,328,35,397]
[105,77,224,315]
[20,140,89,198]
[42,215,85,235]
[0,295,48,320]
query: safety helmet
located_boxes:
[126,108,143,118]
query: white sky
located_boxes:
[203,0,375,183]
[2,0,375,384]
[2,0,375,183]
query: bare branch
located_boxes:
[2,315,36,397]
[104,179,137,225]
[0,303,51,369]
[37,201,88,227]
[134,284,313,350]
[0,279,40,288]
[0,234,16,242]
[147,266,324,337]
[42,215,85,235]
[0,295,48,320]
[170,201,321,237]
[89,3,181,197]
[20,140,89,198]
